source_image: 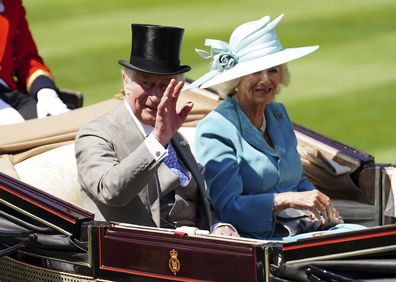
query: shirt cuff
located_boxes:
[29,75,57,99]
[212,222,238,233]
[144,133,166,162]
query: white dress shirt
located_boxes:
[124,99,166,162]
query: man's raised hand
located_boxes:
[154,79,193,146]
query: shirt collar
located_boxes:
[123,99,153,137]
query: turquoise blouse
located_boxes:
[195,97,315,239]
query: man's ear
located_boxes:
[121,69,126,81]
[121,69,130,94]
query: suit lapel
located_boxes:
[171,134,199,181]
[265,104,287,156]
[171,133,212,227]
[117,103,161,227]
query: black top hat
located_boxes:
[118,24,191,75]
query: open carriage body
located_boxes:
[0,84,395,281]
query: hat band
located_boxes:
[131,56,180,73]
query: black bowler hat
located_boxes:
[118,24,191,75]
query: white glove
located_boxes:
[36,88,70,118]
[0,98,25,125]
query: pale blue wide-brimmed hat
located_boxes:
[185,14,319,91]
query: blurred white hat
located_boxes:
[185,15,319,91]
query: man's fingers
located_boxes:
[178,102,193,122]
[157,96,169,115]
[164,79,176,99]
[168,81,184,108]
[159,79,179,114]
[171,81,184,100]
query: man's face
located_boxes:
[123,70,180,126]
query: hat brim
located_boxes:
[200,46,319,89]
[119,60,191,75]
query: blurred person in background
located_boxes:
[0,0,69,126]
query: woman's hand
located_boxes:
[274,190,340,228]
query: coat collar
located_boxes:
[215,96,286,157]
[171,132,204,187]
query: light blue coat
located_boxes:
[195,97,315,239]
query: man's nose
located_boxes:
[148,84,163,97]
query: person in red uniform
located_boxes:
[0,0,69,125]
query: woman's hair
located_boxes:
[216,64,290,97]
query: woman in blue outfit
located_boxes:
[187,15,365,240]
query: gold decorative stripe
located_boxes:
[26,70,54,93]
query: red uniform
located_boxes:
[0,0,53,93]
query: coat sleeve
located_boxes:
[13,0,54,92]
[75,121,160,207]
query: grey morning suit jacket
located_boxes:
[75,102,212,230]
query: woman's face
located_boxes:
[236,66,281,111]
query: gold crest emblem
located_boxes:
[168,249,180,275]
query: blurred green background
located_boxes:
[24,0,396,163]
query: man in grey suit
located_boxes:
[75,23,238,236]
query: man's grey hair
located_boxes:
[121,67,185,84]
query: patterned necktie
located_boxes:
[163,143,190,187]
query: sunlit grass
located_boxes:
[23,0,396,163]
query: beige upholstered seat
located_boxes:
[14,143,82,207]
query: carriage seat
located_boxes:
[14,143,82,207]
[12,125,381,227]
